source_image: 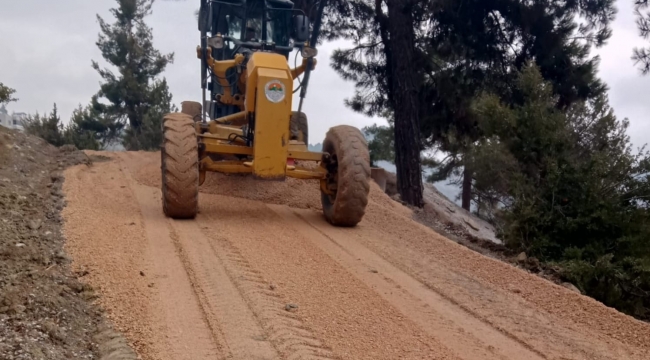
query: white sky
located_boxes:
[0,0,647,149]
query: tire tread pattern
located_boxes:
[321,125,370,227]
[162,113,199,218]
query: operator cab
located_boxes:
[200,0,312,120]
[209,0,296,59]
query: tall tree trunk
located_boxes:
[462,166,472,211]
[386,0,423,207]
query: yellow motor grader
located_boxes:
[161,0,370,226]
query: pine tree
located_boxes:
[362,123,395,167]
[634,0,650,74]
[326,0,615,210]
[92,0,176,150]
[23,104,65,147]
[0,83,17,106]
[468,64,650,319]
[386,0,424,206]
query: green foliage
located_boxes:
[0,83,17,106]
[122,79,176,150]
[362,123,395,167]
[63,103,124,150]
[634,0,650,74]
[469,64,650,319]
[22,103,123,150]
[22,104,65,147]
[325,0,615,208]
[92,0,175,150]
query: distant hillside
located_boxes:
[308,143,322,152]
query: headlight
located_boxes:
[208,35,224,49]
[301,46,318,59]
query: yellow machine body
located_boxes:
[247,53,292,179]
[195,47,327,185]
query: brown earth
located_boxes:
[61,150,650,360]
[0,127,136,360]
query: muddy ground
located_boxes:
[0,127,135,360]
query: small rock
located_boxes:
[527,257,541,269]
[15,243,26,248]
[43,320,66,343]
[129,222,136,226]
[140,271,145,277]
[55,251,70,262]
[44,231,52,236]
[148,283,155,288]
[76,270,89,277]
[562,282,581,294]
[370,269,379,274]
[269,283,276,290]
[285,303,299,312]
[28,219,42,230]
[516,252,527,262]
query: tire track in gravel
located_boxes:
[354,203,650,360]
[197,195,460,360]
[170,219,288,360]
[128,162,337,360]
[66,151,650,360]
[127,179,223,359]
[268,205,545,360]
[190,221,340,360]
[63,154,222,360]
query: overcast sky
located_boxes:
[0,0,647,149]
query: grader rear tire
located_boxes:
[161,113,199,219]
[290,111,309,144]
[181,101,202,122]
[321,125,370,227]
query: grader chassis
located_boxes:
[160,0,370,226]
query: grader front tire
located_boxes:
[321,125,371,227]
[161,113,199,219]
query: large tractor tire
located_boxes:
[181,101,202,122]
[290,111,309,145]
[321,125,371,227]
[161,113,199,219]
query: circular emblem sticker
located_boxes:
[265,80,286,103]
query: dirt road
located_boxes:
[61,151,650,360]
